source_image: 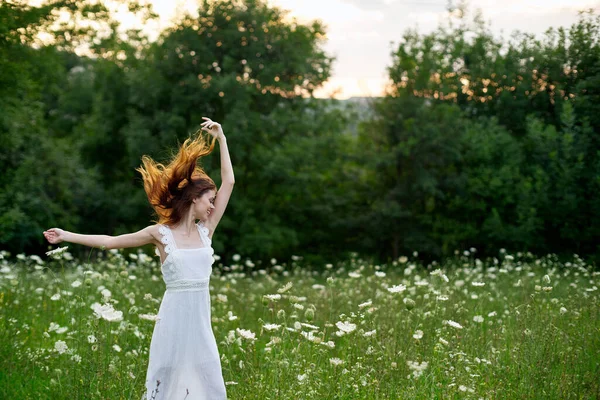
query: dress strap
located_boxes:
[196,222,212,247]
[158,224,177,254]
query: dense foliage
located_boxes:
[0,1,598,264]
[359,8,600,261]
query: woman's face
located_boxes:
[193,190,216,220]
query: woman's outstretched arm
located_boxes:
[43,226,158,250]
[201,117,234,236]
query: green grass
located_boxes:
[0,249,598,399]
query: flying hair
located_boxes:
[136,131,217,226]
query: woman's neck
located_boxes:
[172,209,197,236]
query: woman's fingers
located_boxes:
[200,118,220,135]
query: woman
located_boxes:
[43,117,234,400]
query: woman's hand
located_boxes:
[43,228,66,244]
[201,117,224,139]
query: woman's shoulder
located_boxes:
[143,224,166,241]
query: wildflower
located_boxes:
[348,271,361,278]
[375,271,386,278]
[471,282,485,287]
[266,337,282,347]
[473,315,484,323]
[300,322,319,330]
[403,298,416,310]
[300,331,321,343]
[217,294,228,302]
[543,275,551,284]
[321,340,335,349]
[113,344,121,352]
[232,254,241,262]
[227,311,238,321]
[513,279,522,287]
[413,330,424,340]
[139,313,160,322]
[559,307,567,315]
[264,294,282,301]
[446,320,463,329]
[437,295,449,301]
[358,300,372,309]
[50,293,61,301]
[87,335,97,344]
[335,321,356,334]
[277,282,293,294]
[387,284,406,293]
[330,358,344,366]
[46,246,69,257]
[91,303,123,322]
[488,311,497,317]
[297,374,307,383]
[399,256,408,263]
[406,360,428,378]
[439,337,449,346]
[263,323,281,331]
[54,340,68,354]
[304,308,315,321]
[276,309,286,320]
[71,280,82,288]
[236,328,256,341]
[363,329,376,337]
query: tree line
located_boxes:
[1,0,598,265]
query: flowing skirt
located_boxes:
[143,289,227,400]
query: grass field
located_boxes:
[0,248,598,399]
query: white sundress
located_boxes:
[142,222,227,400]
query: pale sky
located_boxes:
[141,0,599,98]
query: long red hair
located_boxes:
[136,132,217,226]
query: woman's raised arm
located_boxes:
[43,225,159,250]
[201,117,234,237]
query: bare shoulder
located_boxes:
[142,224,163,245]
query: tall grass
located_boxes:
[0,249,598,399]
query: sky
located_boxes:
[143,0,599,98]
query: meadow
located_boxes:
[0,248,598,399]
